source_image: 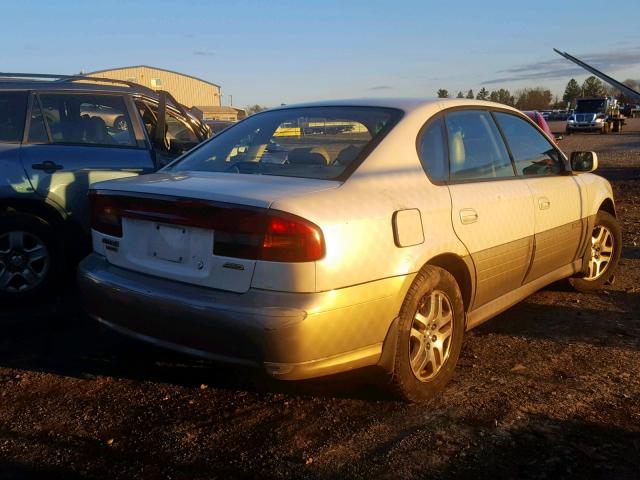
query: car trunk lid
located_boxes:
[90,171,336,292]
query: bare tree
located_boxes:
[245,104,268,116]
[514,87,553,110]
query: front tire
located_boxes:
[389,266,465,402]
[570,211,621,293]
[0,215,61,304]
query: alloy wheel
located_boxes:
[0,230,50,293]
[585,224,614,281]
[409,289,453,381]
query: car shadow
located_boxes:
[0,290,393,402]
[429,414,640,479]
[473,290,640,351]
[1,286,638,402]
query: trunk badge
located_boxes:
[222,262,245,271]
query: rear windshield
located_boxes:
[169,106,402,180]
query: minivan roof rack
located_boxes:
[0,72,157,95]
[0,72,210,140]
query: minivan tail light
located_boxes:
[89,192,325,262]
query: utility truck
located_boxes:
[566,96,626,134]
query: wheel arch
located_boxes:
[599,197,616,218]
[378,253,474,376]
[425,253,475,313]
[0,197,67,227]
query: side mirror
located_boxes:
[570,151,598,172]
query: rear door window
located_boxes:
[493,112,564,176]
[0,92,28,143]
[31,93,137,147]
[445,110,514,181]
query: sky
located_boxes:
[2,0,639,107]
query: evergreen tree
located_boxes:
[437,89,449,98]
[466,89,474,99]
[476,87,489,100]
[562,78,582,106]
[581,76,605,97]
[456,91,464,98]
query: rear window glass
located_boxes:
[170,106,402,180]
[33,93,137,147]
[0,92,28,143]
[446,110,514,181]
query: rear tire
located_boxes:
[389,266,465,402]
[0,215,62,304]
[570,211,621,293]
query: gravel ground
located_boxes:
[1,119,639,480]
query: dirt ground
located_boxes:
[1,119,639,480]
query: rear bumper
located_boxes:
[78,254,408,380]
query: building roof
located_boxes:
[195,105,240,114]
[87,65,221,89]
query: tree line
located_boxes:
[437,76,639,110]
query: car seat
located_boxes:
[84,117,111,144]
[287,147,330,165]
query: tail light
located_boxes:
[90,193,123,237]
[89,192,325,262]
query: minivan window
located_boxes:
[418,116,448,183]
[27,99,48,143]
[445,110,514,181]
[493,112,563,176]
[0,92,28,143]
[170,106,402,180]
[34,94,136,147]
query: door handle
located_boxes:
[460,208,479,224]
[32,161,64,173]
[538,197,551,210]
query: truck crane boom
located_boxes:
[554,48,640,102]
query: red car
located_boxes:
[523,110,559,143]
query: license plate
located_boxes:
[150,224,190,263]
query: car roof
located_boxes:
[0,79,156,97]
[267,98,521,115]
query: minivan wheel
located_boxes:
[0,215,60,303]
[570,211,621,293]
[390,266,465,402]
[113,116,128,131]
